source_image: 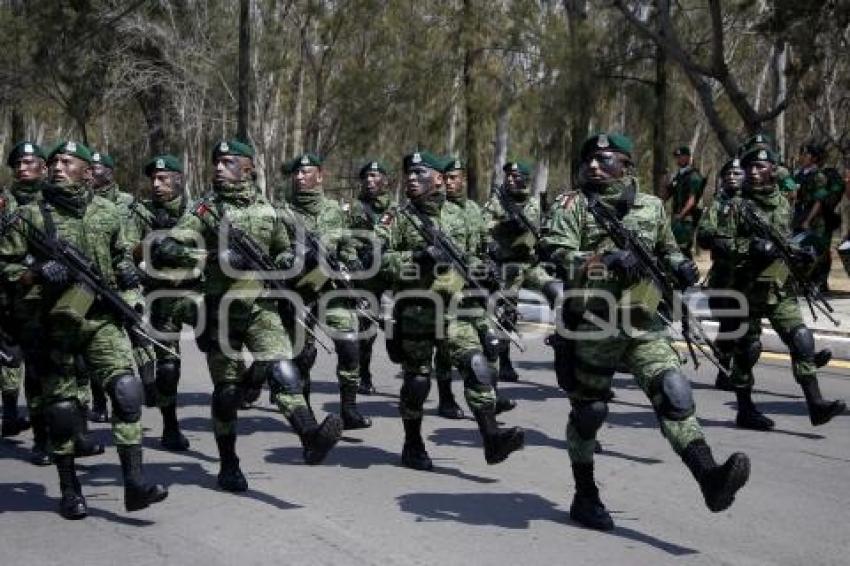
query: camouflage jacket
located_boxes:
[483,192,542,263]
[697,190,739,288]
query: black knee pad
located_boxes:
[333,333,360,372]
[108,373,144,423]
[658,369,695,421]
[788,324,815,362]
[44,399,79,446]
[569,400,608,440]
[736,339,762,372]
[267,360,303,396]
[155,359,181,396]
[294,341,318,375]
[477,328,501,362]
[212,383,241,422]
[400,372,431,409]
[542,280,564,309]
[459,351,496,388]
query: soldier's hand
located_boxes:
[792,245,818,267]
[600,250,641,284]
[116,266,142,290]
[486,240,502,262]
[412,245,448,266]
[219,248,249,271]
[36,260,70,288]
[675,259,699,288]
[749,237,778,260]
[151,237,186,269]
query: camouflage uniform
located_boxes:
[540,133,749,531]
[377,150,524,470]
[0,150,167,519]
[666,166,705,259]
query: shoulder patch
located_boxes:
[380,211,395,226]
[557,192,579,210]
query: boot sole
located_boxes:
[126,488,169,511]
[437,407,465,420]
[735,417,775,431]
[569,509,614,531]
[810,401,846,426]
[485,429,525,465]
[304,415,343,465]
[706,453,750,513]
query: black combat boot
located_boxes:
[436,379,464,419]
[498,347,519,382]
[401,417,432,471]
[160,403,189,451]
[714,368,735,392]
[800,378,845,426]
[215,434,248,492]
[288,406,342,465]
[680,439,750,512]
[29,413,52,466]
[89,380,110,423]
[340,384,371,430]
[492,381,516,415]
[55,454,87,520]
[118,445,169,511]
[734,388,775,431]
[569,462,614,530]
[472,406,524,465]
[74,403,105,458]
[2,390,30,437]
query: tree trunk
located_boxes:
[136,86,167,155]
[10,108,24,143]
[462,0,483,201]
[236,0,252,142]
[490,91,510,189]
[292,56,305,156]
[772,39,787,157]
[652,10,668,197]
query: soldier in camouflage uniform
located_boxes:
[484,160,562,388]
[88,151,157,423]
[793,143,840,292]
[377,150,524,471]
[346,160,395,396]
[663,146,706,259]
[696,157,746,392]
[0,140,168,519]
[128,154,191,450]
[154,140,342,492]
[540,133,749,531]
[705,147,845,430]
[1,142,45,440]
[276,153,371,430]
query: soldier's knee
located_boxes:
[569,400,608,439]
[294,341,318,375]
[155,359,180,396]
[44,399,79,445]
[788,324,815,362]
[477,328,501,362]
[736,339,762,372]
[108,373,144,423]
[266,359,303,395]
[658,368,695,421]
[458,351,496,388]
[333,333,360,372]
[401,372,431,407]
[212,383,241,422]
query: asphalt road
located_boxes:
[1,325,848,566]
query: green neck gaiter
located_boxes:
[292,190,323,216]
[92,181,118,202]
[413,189,446,216]
[215,180,257,206]
[45,182,90,217]
[11,180,45,206]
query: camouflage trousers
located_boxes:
[44,315,141,455]
[565,322,705,464]
[1,365,22,393]
[202,296,303,436]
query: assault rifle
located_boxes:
[492,183,541,241]
[191,201,333,352]
[0,211,176,357]
[583,193,730,375]
[399,203,525,351]
[738,199,839,326]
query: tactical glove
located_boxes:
[675,259,700,288]
[600,250,641,285]
[412,245,449,266]
[792,245,818,267]
[151,237,186,269]
[749,237,778,260]
[37,260,71,288]
[116,266,142,290]
[219,248,250,271]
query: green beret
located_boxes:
[402,150,443,172]
[144,154,183,176]
[739,133,774,155]
[673,146,691,157]
[6,141,46,167]
[719,157,743,176]
[740,147,778,165]
[358,160,387,177]
[580,133,633,161]
[211,139,255,163]
[282,153,323,175]
[91,151,115,169]
[502,160,532,177]
[48,140,93,163]
[442,157,465,173]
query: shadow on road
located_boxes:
[397,491,698,556]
